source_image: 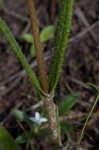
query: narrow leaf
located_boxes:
[0,125,21,150]
[0,17,45,95]
[77,94,99,148]
[40,25,54,42]
[59,93,80,116]
[48,0,74,92]
[56,114,61,145]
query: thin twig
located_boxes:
[74,7,97,42]
[68,21,99,44]
[67,76,92,90]
[0,77,21,97]
[25,100,44,112]
[3,7,29,23]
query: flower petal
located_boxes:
[40,118,48,123]
[30,117,41,125]
[35,112,40,120]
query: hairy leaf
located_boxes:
[0,17,45,95]
[48,0,74,92]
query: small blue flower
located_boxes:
[29,112,48,125]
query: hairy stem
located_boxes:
[45,99,61,145]
[27,0,48,93]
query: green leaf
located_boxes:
[48,0,74,92]
[21,26,54,57]
[21,34,36,57]
[59,93,80,116]
[21,33,34,43]
[0,17,45,96]
[12,109,37,132]
[40,25,54,42]
[12,109,28,122]
[12,109,34,128]
[30,45,35,57]
[21,25,54,44]
[61,122,73,138]
[0,125,21,150]
[16,135,26,144]
[21,33,35,56]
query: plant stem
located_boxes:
[26,0,48,93]
[77,94,99,149]
[27,0,60,145]
[45,98,61,145]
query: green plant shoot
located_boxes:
[21,25,54,57]
[48,0,74,92]
[0,17,45,96]
[0,0,75,146]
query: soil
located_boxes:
[0,0,99,150]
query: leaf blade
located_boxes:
[0,125,21,150]
[59,93,80,116]
[48,0,74,92]
[40,25,54,42]
[0,17,45,95]
[21,33,34,43]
